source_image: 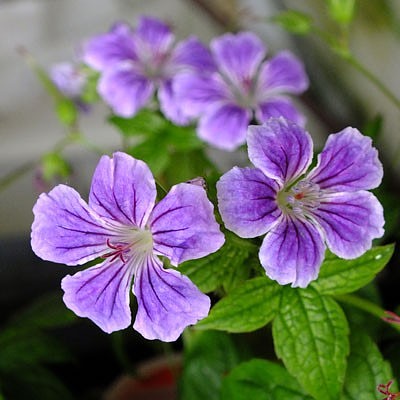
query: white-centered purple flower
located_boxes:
[81,16,215,123]
[31,152,224,341]
[217,118,384,288]
[174,32,309,151]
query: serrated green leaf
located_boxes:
[273,286,349,400]
[273,10,313,34]
[342,330,397,400]
[180,233,256,293]
[312,245,394,295]
[197,277,281,333]
[163,123,202,151]
[327,0,356,25]
[179,331,241,400]
[221,359,314,400]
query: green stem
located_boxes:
[335,294,400,333]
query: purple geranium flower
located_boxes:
[81,16,215,123]
[174,32,309,151]
[31,152,224,341]
[217,118,384,287]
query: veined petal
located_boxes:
[198,103,251,151]
[81,22,136,71]
[173,72,230,118]
[259,215,325,288]
[31,185,111,265]
[134,16,174,61]
[133,256,210,342]
[312,191,384,259]
[307,127,383,191]
[98,63,154,117]
[158,80,192,125]
[89,152,156,228]
[62,259,134,333]
[217,167,281,238]
[256,96,306,126]
[169,36,216,72]
[247,118,313,185]
[149,183,224,265]
[256,50,309,96]
[211,32,266,87]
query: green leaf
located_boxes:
[197,277,281,333]
[180,331,241,400]
[41,153,71,182]
[56,99,77,126]
[312,245,394,295]
[272,10,313,34]
[273,286,349,400]
[180,233,256,293]
[221,359,313,400]
[327,0,356,25]
[342,330,397,400]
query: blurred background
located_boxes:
[0,0,399,398]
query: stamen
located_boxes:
[102,238,130,263]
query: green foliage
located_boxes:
[312,245,394,295]
[273,286,349,400]
[272,10,313,34]
[221,359,314,400]
[326,0,356,25]
[196,277,281,333]
[180,233,257,293]
[342,329,397,400]
[56,99,78,126]
[41,152,71,182]
[179,330,242,400]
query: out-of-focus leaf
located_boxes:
[312,245,394,295]
[196,277,281,333]
[179,330,241,400]
[56,99,78,126]
[41,153,71,182]
[327,0,356,25]
[273,286,349,400]
[363,114,383,140]
[272,10,313,34]
[221,359,313,400]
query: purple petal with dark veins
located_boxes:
[81,22,137,71]
[217,167,282,238]
[173,72,230,118]
[312,191,384,259]
[98,63,154,117]
[31,185,111,265]
[247,118,313,185]
[149,183,224,265]
[256,50,309,96]
[256,96,305,126]
[259,214,325,288]
[62,258,134,333]
[307,127,383,191]
[198,103,251,151]
[133,256,210,341]
[89,152,156,228]
[211,31,266,88]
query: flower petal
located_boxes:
[98,63,154,117]
[256,50,309,96]
[173,72,230,118]
[62,259,134,333]
[149,183,225,265]
[89,152,156,228]
[256,96,306,126]
[158,80,192,125]
[259,215,325,288]
[133,256,210,341]
[312,191,384,259]
[217,167,281,238]
[211,31,266,87]
[81,22,136,71]
[169,36,216,72]
[198,103,251,151]
[134,16,174,59]
[247,117,313,184]
[307,127,383,191]
[31,185,111,265]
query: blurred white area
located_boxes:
[1,0,399,237]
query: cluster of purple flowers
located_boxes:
[32,15,385,342]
